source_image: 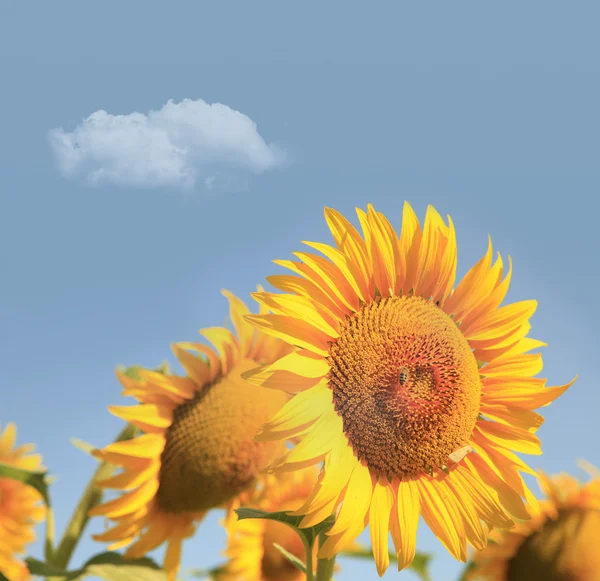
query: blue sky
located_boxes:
[1,2,599,580]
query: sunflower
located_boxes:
[89,290,293,581]
[468,467,600,581]
[242,203,577,576]
[0,423,45,581]
[216,468,321,581]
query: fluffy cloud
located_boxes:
[48,98,287,190]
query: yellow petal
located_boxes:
[479,404,544,431]
[465,454,529,521]
[270,410,342,471]
[0,423,17,450]
[176,342,220,382]
[413,205,445,298]
[417,477,467,562]
[328,461,373,536]
[452,466,513,529]
[92,508,150,541]
[475,421,542,455]
[465,301,537,341]
[221,289,254,356]
[482,353,544,379]
[443,237,493,317]
[398,201,421,294]
[89,478,159,518]
[460,256,512,330]
[251,292,340,338]
[481,377,575,409]
[443,475,488,550]
[124,514,170,558]
[390,478,420,570]
[198,327,238,375]
[109,404,173,429]
[361,204,398,296]
[266,274,347,320]
[292,251,360,312]
[273,260,351,316]
[242,350,329,393]
[324,207,374,299]
[96,461,160,491]
[433,214,458,304]
[171,344,211,387]
[293,433,356,517]
[245,314,331,356]
[302,240,369,304]
[369,479,394,576]
[257,381,332,441]
[93,434,165,462]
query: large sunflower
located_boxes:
[469,467,600,581]
[216,468,321,581]
[0,423,45,581]
[89,290,293,581]
[242,203,576,576]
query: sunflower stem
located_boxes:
[315,531,336,581]
[304,539,315,581]
[43,507,55,562]
[50,423,137,569]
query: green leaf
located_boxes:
[26,559,71,578]
[235,508,306,528]
[234,508,335,548]
[273,543,307,573]
[339,546,433,581]
[26,552,167,581]
[185,566,226,580]
[0,461,51,506]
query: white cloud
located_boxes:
[48,98,287,190]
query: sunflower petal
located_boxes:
[369,479,394,576]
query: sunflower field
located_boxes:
[3,202,595,581]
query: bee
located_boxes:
[399,366,409,386]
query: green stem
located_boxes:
[50,424,137,569]
[44,507,55,562]
[315,531,336,581]
[303,535,314,581]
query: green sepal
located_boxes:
[0,461,51,506]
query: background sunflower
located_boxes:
[468,466,600,581]
[89,290,293,581]
[0,423,45,581]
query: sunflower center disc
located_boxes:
[507,507,600,581]
[156,360,287,513]
[329,295,481,479]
